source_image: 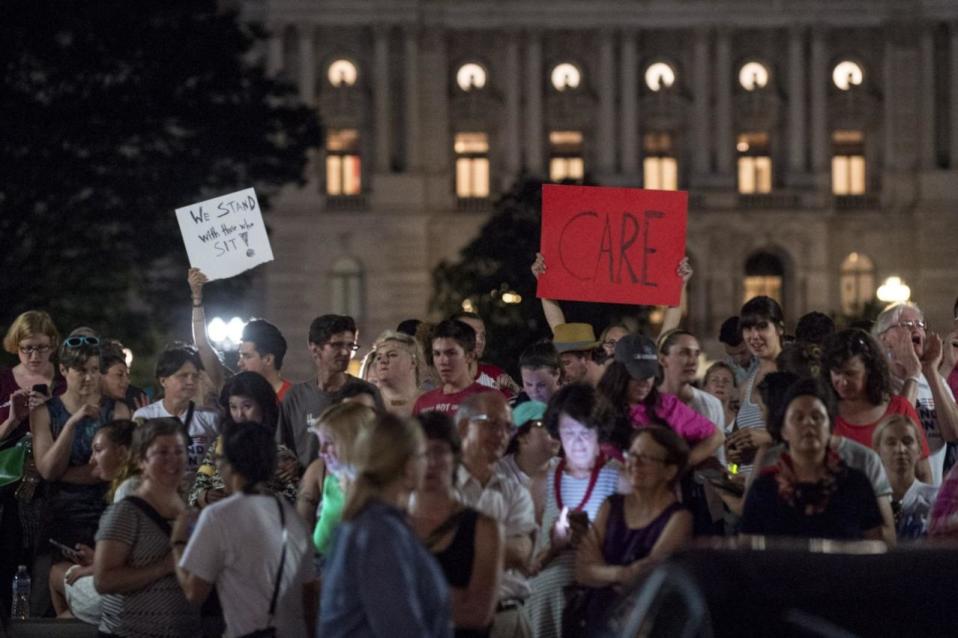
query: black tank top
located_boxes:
[433,507,479,588]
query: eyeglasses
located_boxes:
[19,345,52,356]
[625,452,668,466]
[896,320,927,331]
[64,336,100,348]
[326,341,360,352]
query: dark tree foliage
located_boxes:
[0,0,319,361]
[431,176,648,375]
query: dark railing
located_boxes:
[325,194,368,212]
[456,197,493,213]
[737,192,801,209]
[834,194,879,211]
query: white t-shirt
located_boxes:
[133,400,220,481]
[898,480,938,540]
[180,493,316,638]
[912,373,956,486]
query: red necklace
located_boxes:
[554,455,605,512]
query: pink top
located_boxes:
[629,393,717,444]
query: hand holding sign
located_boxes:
[175,188,274,281]
[537,185,688,306]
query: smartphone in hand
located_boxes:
[49,538,81,563]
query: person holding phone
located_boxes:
[31,332,131,569]
[526,384,622,638]
[0,311,62,616]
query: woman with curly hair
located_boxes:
[822,329,931,482]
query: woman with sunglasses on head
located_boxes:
[573,427,692,636]
[133,344,220,488]
[31,332,131,568]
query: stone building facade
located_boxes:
[244,0,958,379]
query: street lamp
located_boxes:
[876,276,911,303]
[207,316,247,350]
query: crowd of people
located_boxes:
[2,257,958,638]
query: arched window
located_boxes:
[743,252,785,306]
[832,60,864,91]
[840,252,875,315]
[330,256,364,319]
[551,63,582,91]
[456,62,487,92]
[739,61,769,91]
[645,62,676,92]
[328,59,358,87]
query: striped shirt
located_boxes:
[526,461,620,638]
[96,499,200,638]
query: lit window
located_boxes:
[326,129,361,196]
[739,62,769,91]
[840,252,875,315]
[455,132,489,198]
[551,63,582,91]
[737,132,772,194]
[832,130,866,195]
[832,60,864,91]
[549,131,584,182]
[456,63,487,92]
[645,62,675,92]
[330,256,364,320]
[328,59,358,87]
[643,132,677,190]
[744,252,784,306]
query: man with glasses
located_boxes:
[277,314,382,467]
[455,392,536,638]
[875,301,958,485]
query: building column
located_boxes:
[373,25,391,173]
[524,30,543,175]
[421,29,450,176]
[809,27,828,175]
[596,31,616,175]
[297,25,315,105]
[267,28,283,78]
[715,28,733,177]
[787,26,807,176]
[919,27,936,170]
[951,23,958,169]
[620,30,638,176]
[503,32,521,180]
[691,28,711,178]
[882,36,898,171]
[403,27,420,171]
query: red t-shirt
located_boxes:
[475,363,518,400]
[833,394,931,457]
[413,382,492,416]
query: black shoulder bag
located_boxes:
[239,494,288,638]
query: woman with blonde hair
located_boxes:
[298,402,377,556]
[320,414,452,637]
[372,330,424,417]
[874,414,938,540]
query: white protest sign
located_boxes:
[175,188,274,281]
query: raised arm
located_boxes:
[657,256,692,339]
[921,333,958,443]
[188,268,228,392]
[531,253,566,333]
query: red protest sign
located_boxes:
[537,184,687,306]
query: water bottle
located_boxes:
[11,565,29,620]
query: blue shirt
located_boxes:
[319,499,452,638]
